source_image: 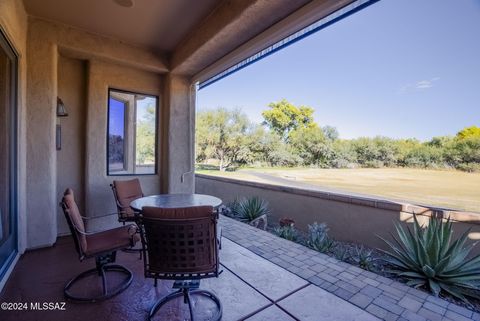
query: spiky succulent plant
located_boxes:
[306,222,335,253]
[229,196,270,223]
[273,225,298,241]
[353,246,375,271]
[379,214,480,302]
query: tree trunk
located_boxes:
[219,155,225,171]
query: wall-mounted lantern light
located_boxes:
[56,97,68,150]
[57,97,68,117]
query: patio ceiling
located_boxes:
[22,0,222,52]
[22,0,322,76]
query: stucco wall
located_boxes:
[22,17,175,247]
[196,174,480,256]
[25,17,59,248]
[57,55,87,235]
[161,75,196,194]
[0,0,28,253]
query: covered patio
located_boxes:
[2,217,477,321]
[1,0,480,320]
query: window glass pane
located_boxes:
[135,96,156,174]
[0,30,17,272]
[108,98,126,173]
[0,45,11,246]
[107,90,158,175]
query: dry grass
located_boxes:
[197,167,480,213]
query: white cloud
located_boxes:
[399,77,440,93]
[416,80,434,89]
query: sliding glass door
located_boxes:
[0,29,18,279]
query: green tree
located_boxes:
[456,126,480,139]
[322,125,339,141]
[249,127,301,166]
[289,126,333,166]
[262,99,316,139]
[446,136,480,167]
[426,136,453,148]
[136,104,155,165]
[195,108,252,171]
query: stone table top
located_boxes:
[130,193,222,212]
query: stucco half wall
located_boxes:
[195,174,480,256]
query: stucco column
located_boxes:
[162,74,195,194]
[25,19,58,248]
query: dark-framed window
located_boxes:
[107,88,158,175]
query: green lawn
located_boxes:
[196,167,480,213]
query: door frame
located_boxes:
[0,27,19,284]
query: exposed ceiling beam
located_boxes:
[31,17,169,73]
[170,0,312,76]
[194,0,355,84]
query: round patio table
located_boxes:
[130,193,222,212]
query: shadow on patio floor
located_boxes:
[0,228,379,321]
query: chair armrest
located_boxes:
[73,221,138,236]
[79,213,136,235]
[114,199,140,212]
[81,212,119,220]
[73,223,113,236]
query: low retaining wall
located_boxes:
[195,174,480,255]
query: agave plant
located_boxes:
[353,246,375,271]
[273,225,298,241]
[334,247,349,262]
[379,214,480,302]
[306,222,335,253]
[229,196,270,223]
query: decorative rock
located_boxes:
[219,204,233,217]
[250,214,268,230]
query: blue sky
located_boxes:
[109,98,125,137]
[109,96,156,137]
[197,0,480,141]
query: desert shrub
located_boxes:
[273,225,298,241]
[373,137,398,166]
[379,214,480,302]
[331,140,357,167]
[447,137,480,167]
[352,137,379,166]
[456,163,480,173]
[352,246,375,271]
[364,160,384,168]
[267,148,303,167]
[306,222,335,253]
[400,145,444,168]
[334,247,349,261]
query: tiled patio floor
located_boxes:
[0,216,478,321]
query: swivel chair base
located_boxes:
[149,280,222,321]
[64,253,133,302]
